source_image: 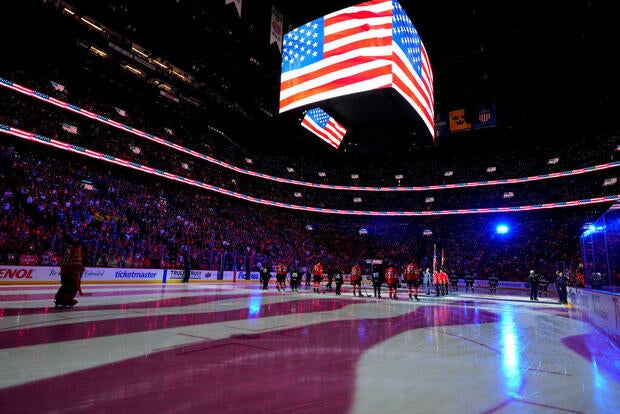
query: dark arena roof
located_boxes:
[5,1,617,157]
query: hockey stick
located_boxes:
[361,278,372,297]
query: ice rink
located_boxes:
[0,282,618,413]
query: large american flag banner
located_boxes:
[279,0,434,137]
[300,108,347,149]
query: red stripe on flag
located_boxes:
[391,47,434,134]
[392,76,433,130]
[280,64,392,110]
[280,55,390,92]
[323,35,392,58]
[420,44,434,98]
[325,8,392,27]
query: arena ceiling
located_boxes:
[16,1,618,157]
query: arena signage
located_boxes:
[0,266,246,284]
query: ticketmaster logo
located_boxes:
[114,271,157,279]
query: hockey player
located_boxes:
[350,264,362,297]
[538,273,549,297]
[325,266,335,289]
[385,264,399,300]
[434,268,442,296]
[441,267,450,296]
[312,262,324,293]
[449,271,459,292]
[464,269,475,293]
[488,274,499,295]
[403,262,421,301]
[275,261,287,291]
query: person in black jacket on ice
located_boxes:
[334,266,344,295]
[529,270,539,301]
[326,266,335,290]
[259,264,271,290]
[372,264,384,298]
[289,266,302,292]
[182,248,191,283]
[555,270,568,304]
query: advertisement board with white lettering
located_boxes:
[0,266,247,284]
[0,266,166,284]
[0,266,60,283]
[568,287,620,344]
[166,269,217,282]
[87,268,164,282]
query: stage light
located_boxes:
[496,224,509,234]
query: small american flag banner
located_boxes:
[425,197,434,203]
[472,104,497,129]
[444,171,453,177]
[486,166,496,172]
[603,177,617,186]
[301,108,346,149]
[503,192,514,198]
[61,123,78,134]
[50,81,66,92]
[547,157,559,165]
[270,5,283,52]
[225,0,242,17]
[115,107,127,117]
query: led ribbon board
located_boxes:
[1,78,618,192]
[2,125,618,217]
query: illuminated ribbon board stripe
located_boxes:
[2,124,618,217]
[1,77,619,192]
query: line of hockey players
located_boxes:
[258,261,500,301]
